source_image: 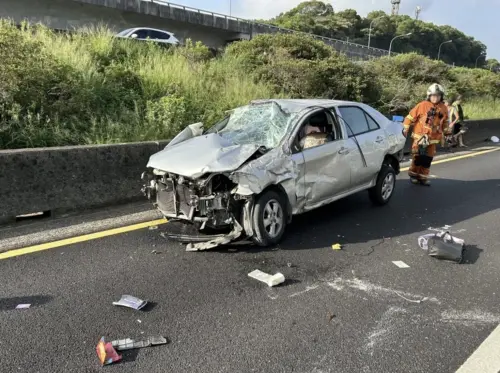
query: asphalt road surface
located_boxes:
[1,150,500,373]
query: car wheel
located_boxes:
[251,190,287,247]
[369,165,396,206]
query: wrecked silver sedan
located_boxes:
[142,99,406,250]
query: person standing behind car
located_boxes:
[452,95,467,147]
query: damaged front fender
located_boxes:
[230,149,298,196]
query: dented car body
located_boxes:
[142,99,406,250]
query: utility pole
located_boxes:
[391,0,401,16]
[389,32,412,56]
[415,6,422,20]
[437,40,453,61]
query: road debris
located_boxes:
[331,243,342,250]
[248,269,285,287]
[393,290,428,304]
[419,231,465,263]
[151,250,162,255]
[328,312,336,323]
[490,136,499,143]
[96,337,122,366]
[149,226,158,230]
[392,261,410,268]
[113,295,147,310]
[15,304,31,310]
[110,336,168,351]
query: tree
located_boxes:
[264,1,489,66]
[486,59,500,73]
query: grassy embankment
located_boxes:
[0,21,498,149]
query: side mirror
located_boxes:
[130,34,138,39]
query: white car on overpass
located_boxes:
[116,27,180,45]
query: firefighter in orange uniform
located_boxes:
[403,84,448,186]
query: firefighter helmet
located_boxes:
[427,83,445,98]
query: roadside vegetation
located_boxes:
[1,21,499,149]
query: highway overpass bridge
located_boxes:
[1,0,391,60]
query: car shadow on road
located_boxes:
[222,177,499,260]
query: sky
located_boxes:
[172,0,499,59]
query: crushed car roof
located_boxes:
[250,99,360,113]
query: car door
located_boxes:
[292,110,353,210]
[336,106,387,186]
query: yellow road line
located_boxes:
[0,219,168,260]
[401,147,500,172]
[2,147,499,261]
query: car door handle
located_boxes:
[338,147,350,155]
[375,136,384,143]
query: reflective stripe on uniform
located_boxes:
[429,139,441,144]
[406,114,414,122]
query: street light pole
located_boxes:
[229,0,232,16]
[475,53,486,68]
[437,40,452,60]
[389,33,412,56]
[368,16,383,48]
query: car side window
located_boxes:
[337,106,379,137]
[149,30,170,40]
[292,110,339,153]
[366,114,380,131]
[134,29,149,39]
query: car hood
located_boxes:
[147,133,261,179]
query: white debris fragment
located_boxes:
[15,304,31,309]
[248,270,285,287]
[491,136,499,143]
[392,261,410,268]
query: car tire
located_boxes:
[369,165,396,206]
[251,190,287,247]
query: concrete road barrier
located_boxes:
[403,119,500,154]
[0,141,169,223]
[0,119,498,225]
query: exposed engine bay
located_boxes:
[143,171,243,230]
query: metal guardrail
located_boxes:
[146,0,392,55]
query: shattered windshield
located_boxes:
[206,102,295,149]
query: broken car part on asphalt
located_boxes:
[418,231,465,263]
[112,295,147,310]
[111,336,168,351]
[142,99,406,250]
[248,269,285,287]
[96,337,122,366]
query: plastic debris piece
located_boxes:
[112,295,147,310]
[331,243,342,250]
[96,337,122,366]
[248,270,285,287]
[392,261,410,268]
[427,232,465,263]
[15,304,31,309]
[418,233,436,251]
[149,226,158,230]
[151,250,162,255]
[491,136,499,143]
[111,336,168,351]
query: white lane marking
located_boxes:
[392,260,410,268]
[455,323,500,373]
